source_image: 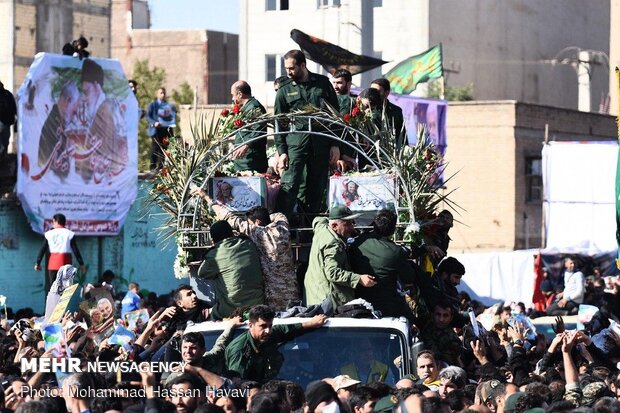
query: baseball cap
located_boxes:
[374,395,398,413]
[504,392,526,413]
[329,205,360,220]
[332,375,360,391]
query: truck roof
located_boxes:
[185,316,410,337]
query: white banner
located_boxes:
[16,53,138,235]
[542,141,617,255]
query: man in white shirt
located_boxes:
[547,257,584,316]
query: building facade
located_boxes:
[445,101,616,253]
[240,0,610,113]
[111,0,238,105]
[0,0,111,93]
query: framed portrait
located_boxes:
[210,176,266,212]
[328,174,397,211]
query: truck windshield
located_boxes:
[202,326,407,388]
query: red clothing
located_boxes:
[45,227,75,270]
[37,226,84,271]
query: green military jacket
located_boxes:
[233,97,268,173]
[304,217,361,307]
[350,231,419,318]
[385,101,406,148]
[225,323,303,382]
[337,94,357,159]
[419,323,462,366]
[273,73,339,154]
[197,236,264,320]
[337,94,355,116]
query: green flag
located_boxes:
[385,44,443,94]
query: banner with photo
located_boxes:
[328,174,396,211]
[16,53,138,235]
[209,176,266,212]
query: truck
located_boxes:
[184,316,412,387]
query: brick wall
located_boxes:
[11,0,111,91]
[73,12,110,58]
[444,101,616,253]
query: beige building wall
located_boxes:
[445,101,616,253]
[111,0,237,105]
[10,0,111,92]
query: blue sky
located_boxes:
[147,0,240,33]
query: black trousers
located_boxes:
[45,269,59,295]
[546,300,579,316]
[150,127,171,170]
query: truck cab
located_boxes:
[184,316,412,387]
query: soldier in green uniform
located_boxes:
[304,206,377,307]
[274,50,340,216]
[350,209,421,324]
[331,69,358,171]
[230,80,268,173]
[225,305,327,383]
[356,88,384,170]
[371,78,407,148]
[419,302,463,366]
[331,68,356,116]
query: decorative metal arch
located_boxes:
[175,112,416,252]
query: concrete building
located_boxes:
[0,0,111,93]
[111,0,238,104]
[240,0,610,113]
[0,0,111,153]
[445,101,616,253]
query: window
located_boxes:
[318,0,340,7]
[265,54,285,82]
[266,0,288,10]
[526,157,542,202]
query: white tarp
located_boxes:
[542,141,617,255]
[453,249,537,306]
[16,53,138,235]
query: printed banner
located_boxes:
[16,53,138,235]
[350,88,448,155]
[210,176,266,212]
[47,284,80,325]
[328,174,396,211]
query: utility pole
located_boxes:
[543,47,609,113]
[577,50,591,112]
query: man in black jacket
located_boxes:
[0,80,17,159]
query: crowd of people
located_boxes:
[5,48,620,413]
[11,196,620,413]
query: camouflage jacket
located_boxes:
[213,205,299,310]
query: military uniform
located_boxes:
[340,360,389,383]
[337,94,357,163]
[419,324,462,366]
[385,101,406,149]
[233,97,268,173]
[197,236,264,320]
[274,74,339,215]
[337,94,355,116]
[350,231,420,323]
[304,217,360,307]
[225,323,303,382]
[211,204,299,310]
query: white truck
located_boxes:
[185,316,412,387]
